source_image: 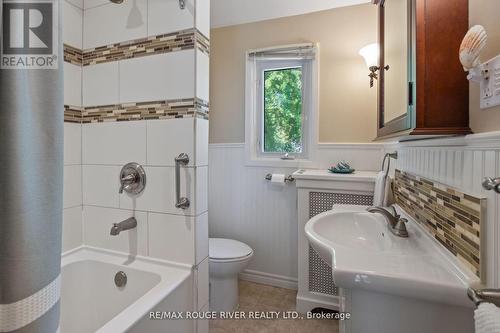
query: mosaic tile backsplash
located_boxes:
[394,170,485,279]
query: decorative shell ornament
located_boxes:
[459,25,487,71]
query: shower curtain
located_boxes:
[0,0,64,332]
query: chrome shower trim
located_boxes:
[174,153,190,209]
[110,217,138,236]
[119,162,146,195]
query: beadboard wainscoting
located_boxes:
[208,143,386,288]
[388,133,500,288]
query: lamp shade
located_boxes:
[359,43,380,68]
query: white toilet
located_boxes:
[209,238,253,311]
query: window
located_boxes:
[262,66,303,154]
[246,44,318,166]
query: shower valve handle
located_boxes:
[119,163,146,195]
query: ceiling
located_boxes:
[211,0,371,28]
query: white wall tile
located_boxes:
[119,51,195,103]
[196,50,209,101]
[64,165,82,209]
[83,206,148,255]
[195,166,208,215]
[83,0,147,49]
[147,0,194,37]
[148,212,195,264]
[64,123,81,165]
[83,62,119,106]
[195,212,208,264]
[63,1,83,48]
[195,0,210,38]
[64,63,82,106]
[120,166,195,215]
[83,0,107,9]
[195,119,208,166]
[63,206,83,252]
[82,165,121,208]
[147,118,194,166]
[66,0,84,9]
[82,121,147,165]
[196,257,209,310]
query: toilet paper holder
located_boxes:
[265,174,295,183]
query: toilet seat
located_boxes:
[209,252,253,263]
[209,238,253,261]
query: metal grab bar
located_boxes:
[175,153,190,209]
[468,287,500,307]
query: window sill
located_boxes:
[244,156,316,168]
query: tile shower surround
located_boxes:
[394,170,485,278]
[63,28,210,123]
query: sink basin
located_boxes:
[311,211,394,254]
[304,206,479,307]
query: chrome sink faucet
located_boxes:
[367,206,409,238]
[110,217,137,236]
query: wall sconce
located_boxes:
[359,43,389,88]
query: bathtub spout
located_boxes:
[110,217,138,236]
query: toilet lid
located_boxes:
[209,238,253,260]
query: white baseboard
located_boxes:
[239,269,298,290]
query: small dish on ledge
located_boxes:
[329,161,355,174]
[328,167,356,174]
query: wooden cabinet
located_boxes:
[375,0,471,140]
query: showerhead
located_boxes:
[109,0,124,4]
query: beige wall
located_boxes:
[469,0,500,134]
[209,1,500,144]
[210,4,378,143]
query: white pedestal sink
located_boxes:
[305,206,480,333]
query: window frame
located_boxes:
[245,44,319,167]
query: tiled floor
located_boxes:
[209,280,340,333]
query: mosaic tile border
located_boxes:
[63,29,209,67]
[196,30,210,57]
[64,98,209,123]
[64,105,85,123]
[63,44,83,66]
[394,170,485,279]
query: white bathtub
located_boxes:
[60,247,193,333]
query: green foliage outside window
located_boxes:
[263,67,303,153]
